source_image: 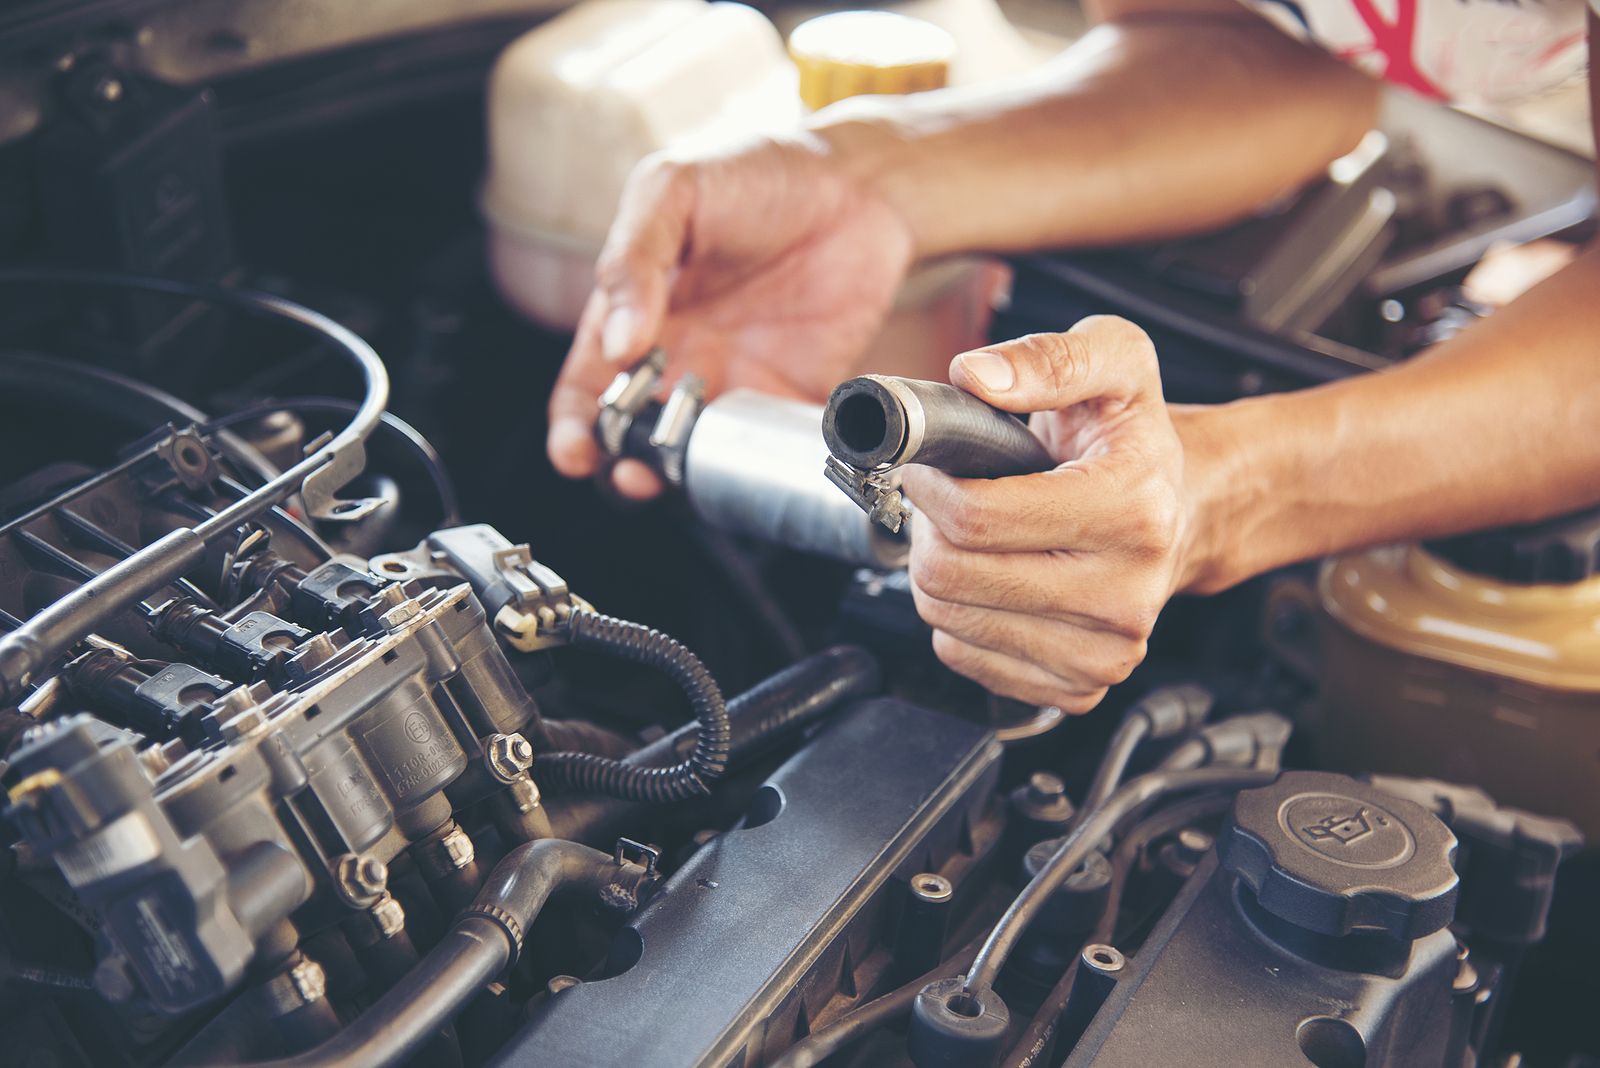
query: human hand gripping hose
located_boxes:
[821,375,1057,533]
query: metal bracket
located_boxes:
[613,837,661,877]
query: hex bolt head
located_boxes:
[286,958,328,1006]
[486,732,535,783]
[334,853,389,907]
[369,894,407,939]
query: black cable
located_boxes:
[0,269,388,704]
[1089,794,1234,946]
[204,397,461,525]
[535,611,731,803]
[769,930,989,1068]
[963,765,1276,996]
[1071,686,1213,831]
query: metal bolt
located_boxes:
[506,776,542,814]
[333,853,389,907]
[486,732,535,783]
[1025,772,1067,804]
[369,894,406,939]
[94,75,123,103]
[909,872,954,904]
[432,825,475,872]
[286,958,327,1005]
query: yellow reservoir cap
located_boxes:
[788,10,955,111]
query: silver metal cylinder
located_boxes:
[683,390,908,569]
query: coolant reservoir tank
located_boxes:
[1308,509,1600,837]
[482,1,800,328]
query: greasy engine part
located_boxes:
[593,352,908,567]
[0,268,1587,1068]
[505,698,1002,1068]
[1061,772,1466,1068]
[821,374,1056,533]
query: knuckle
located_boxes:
[939,497,994,549]
[1094,638,1148,687]
[930,630,976,673]
[1057,689,1109,716]
[1029,332,1088,396]
[1125,480,1183,551]
[910,548,962,603]
[1108,598,1163,640]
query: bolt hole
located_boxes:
[946,993,983,1019]
[742,784,784,829]
[379,560,409,575]
[1296,1016,1367,1068]
[333,501,361,515]
[218,765,236,782]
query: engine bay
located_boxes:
[0,4,1597,1068]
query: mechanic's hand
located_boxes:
[901,316,1191,714]
[547,132,917,499]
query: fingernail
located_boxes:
[957,351,1014,393]
[601,304,639,363]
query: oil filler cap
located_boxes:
[1219,771,1459,941]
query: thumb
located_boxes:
[947,315,1163,414]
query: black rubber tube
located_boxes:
[544,645,880,843]
[188,839,652,1068]
[963,766,1278,996]
[823,375,1055,477]
[535,611,731,802]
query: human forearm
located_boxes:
[808,8,1379,258]
[1177,244,1600,593]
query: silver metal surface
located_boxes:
[685,390,908,569]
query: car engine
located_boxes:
[0,4,1595,1068]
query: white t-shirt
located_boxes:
[1239,0,1593,104]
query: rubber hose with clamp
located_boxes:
[822,375,1056,533]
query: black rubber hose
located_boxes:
[536,611,731,802]
[722,644,880,762]
[1073,686,1213,826]
[543,645,881,844]
[184,839,653,1068]
[823,375,1055,477]
[963,766,1277,996]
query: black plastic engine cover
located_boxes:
[495,697,1002,1068]
[1063,850,1465,1067]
